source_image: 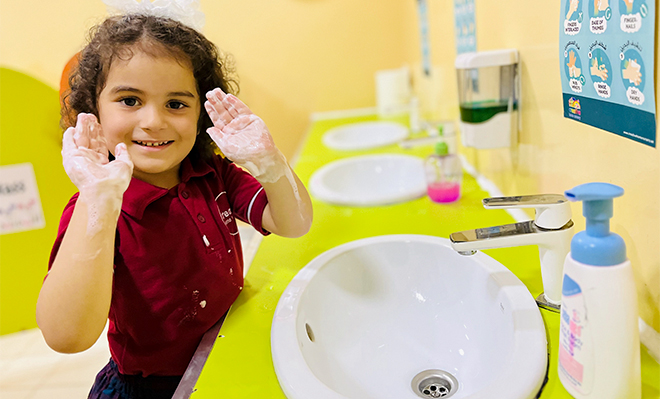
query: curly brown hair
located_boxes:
[62,14,238,161]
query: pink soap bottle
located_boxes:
[424,141,462,203]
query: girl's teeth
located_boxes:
[136,140,170,147]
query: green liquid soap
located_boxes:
[459,100,518,123]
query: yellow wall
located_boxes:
[0,0,657,335]
[0,0,416,159]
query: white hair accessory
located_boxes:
[102,0,205,31]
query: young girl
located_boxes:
[36,12,312,399]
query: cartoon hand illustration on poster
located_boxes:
[620,49,645,105]
[622,59,642,85]
[567,51,582,77]
[589,48,612,98]
[590,0,611,32]
[565,49,585,92]
[623,0,634,13]
[590,58,608,81]
[620,0,648,32]
[567,0,580,19]
[565,0,583,34]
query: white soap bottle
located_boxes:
[558,182,641,399]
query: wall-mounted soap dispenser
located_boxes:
[455,49,519,149]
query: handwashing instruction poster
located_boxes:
[559,0,656,147]
[454,0,476,54]
[417,0,432,76]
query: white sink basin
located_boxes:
[309,154,426,206]
[322,121,409,151]
[271,235,547,399]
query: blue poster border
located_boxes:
[563,93,656,147]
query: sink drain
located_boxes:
[411,370,459,398]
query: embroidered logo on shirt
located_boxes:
[214,191,238,235]
[220,208,233,227]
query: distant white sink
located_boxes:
[322,121,409,151]
[309,154,426,206]
[271,235,547,399]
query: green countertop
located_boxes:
[192,114,660,398]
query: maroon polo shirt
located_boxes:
[48,155,269,376]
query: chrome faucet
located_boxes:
[449,194,574,312]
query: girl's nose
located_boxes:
[140,105,168,132]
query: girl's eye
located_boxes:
[120,97,138,107]
[168,101,187,110]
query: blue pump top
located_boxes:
[564,182,626,266]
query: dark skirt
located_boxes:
[88,359,182,399]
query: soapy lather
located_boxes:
[61,113,133,236]
[204,88,312,237]
[204,89,302,204]
[204,89,289,184]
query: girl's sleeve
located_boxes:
[46,194,80,275]
[216,157,270,236]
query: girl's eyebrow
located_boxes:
[110,86,143,94]
[110,86,196,98]
[169,91,197,98]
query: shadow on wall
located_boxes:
[0,68,76,335]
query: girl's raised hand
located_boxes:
[62,113,133,201]
[205,88,288,183]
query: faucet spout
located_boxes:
[451,220,541,249]
[450,220,574,307]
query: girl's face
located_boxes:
[97,50,201,189]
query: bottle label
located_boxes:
[559,340,584,383]
[559,274,593,394]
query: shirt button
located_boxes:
[197,214,206,223]
[181,191,189,199]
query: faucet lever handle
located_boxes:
[483,194,571,229]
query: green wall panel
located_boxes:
[0,68,76,335]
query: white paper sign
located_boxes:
[0,163,46,234]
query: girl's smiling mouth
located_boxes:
[133,140,174,147]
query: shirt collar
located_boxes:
[121,156,217,219]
